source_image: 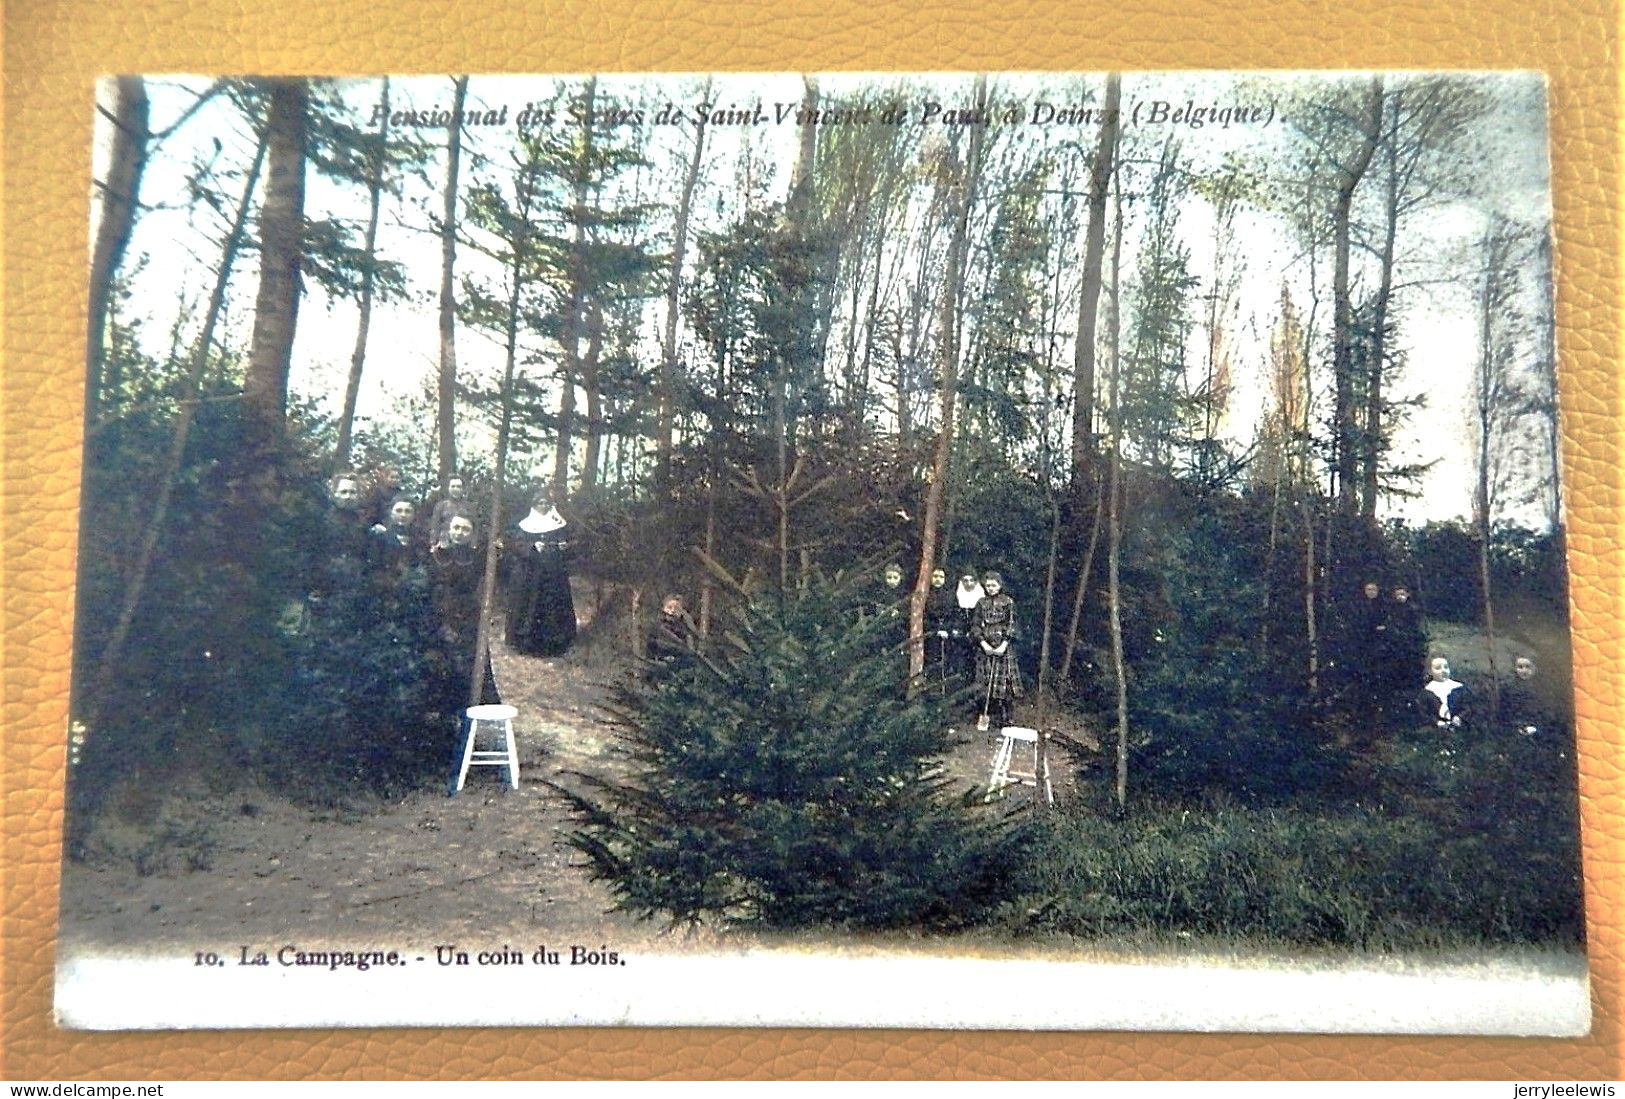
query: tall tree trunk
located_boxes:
[1035,487,1061,810]
[1297,180,1324,691]
[82,126,269,729]
[841,242,867,428]
[334,77,392,471]
[242,78,308,445]
[86,75,149,424]
[896,214,939,460]
[1262,288,1302,651]
[797,79,844,401]
[1360,86,1400,520]
[657,93,708,494]
[1069,73,1119,486]
[767,76,822,594]
[1474,230,1505,726]
[580,296,605,492]
[1303,499,1320,692]
[699,500,716,638]
[1330,79,1382,518]
[891,322,911,452]
[1540,333,1562,534]
[1476,521,1500,724]
[1105,167,1129,814]
[436,77,468,489]
[472,244,528,706]
[856,235,886,428]
[553,77,595,502]
[788,76,819,214]
[909,77,985,682]
[553,363,577,496]
[1041,173,1072,464]
[1059,469,1106,682]
[699,325,729,638]
[1533,236,1562,532]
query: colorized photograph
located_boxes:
[56,70,1587,1032]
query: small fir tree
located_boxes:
[1112,495,1325,802]
[554,576,1016,929]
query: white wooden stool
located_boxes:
[455,704,520,792]
[987,725,1054,804]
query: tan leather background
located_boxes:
[2,0,1619,1080]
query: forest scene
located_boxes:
[62,71,1583,977]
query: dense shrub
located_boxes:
[1393,521,1567,624]
[270,560,460,800]
[69,391,463,828]
[1122,506,1319,799]
[553,576,1020,929]
[1486,525,1569,614]
[1002,806,1438,947]
[69,397,316,833]
[1003,752,1584,949]
[1056,490,1336,803]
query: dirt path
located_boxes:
[59,634,674,953]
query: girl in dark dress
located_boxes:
[1334,578,1384,722]
[1378,584,1426,717]
[310,473,372,605]
[367,495,423,582]
[430,514,501,707]
[970,571,1021,729]
[428,475,473,550]
[1504,655,1551,736]
[1502,655,1572,782]
[923,566,959,688]
[325,474,373,558]
[863,562,907,645]
[503,494,577,657]
[646,593,699,672]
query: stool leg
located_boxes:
[987,736,1012,797]
[504,719,520,790]
[454,718,479,794]
[447,716,468,796]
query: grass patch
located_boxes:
[996,790,1583,950]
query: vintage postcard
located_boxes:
[54,69,1589,1033]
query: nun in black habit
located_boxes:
[503,493,577,657]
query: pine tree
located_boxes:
[554,575,1015,929]
[1119,140,1199,476]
